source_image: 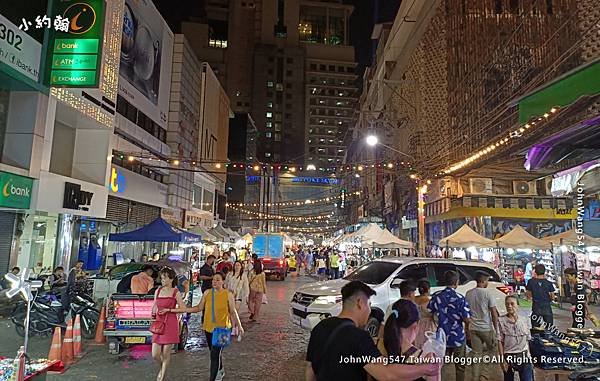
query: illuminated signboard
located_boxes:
[291,177,340,185]
[108,167,126,193]
[45,0,105,87]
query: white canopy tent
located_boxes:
[438,224,496,248]
[366,228,414,249]
[189,225,218,242]
[495,225,552,250]
[541,229,600,247]
[344,223,384,243]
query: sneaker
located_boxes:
[215,368,225,381]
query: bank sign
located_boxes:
[0,172,33,209]
[46,0,105,87]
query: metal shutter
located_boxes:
[0,212,16,274]
[106,196,160,226]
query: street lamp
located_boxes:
[364,135,414,160]
[366,135,379,147]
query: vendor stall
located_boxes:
[109,218,202,261]
[495,225,554,294]
[438,224,497,262]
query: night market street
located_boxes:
[0,272,598,381]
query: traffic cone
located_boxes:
[93,305,106,344]
[73,314,83,357]
[61,319,74,365]
[48,327,62,362]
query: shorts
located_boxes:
[318,268,326,275]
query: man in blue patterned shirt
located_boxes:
[428,270,471,381]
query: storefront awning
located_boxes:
[514,59,600,123]
[109,218,201,243]
[439,224,496,248]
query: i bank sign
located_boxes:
[0,172,34,209]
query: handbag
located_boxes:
[211,288,232,348]
[150,287,166,334]
[150,318,166,335]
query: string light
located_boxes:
[115,153,411,174]
[227,191,361,208]
[227,205,335,222]
[441,106,561,175]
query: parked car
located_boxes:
[290,257,509,338]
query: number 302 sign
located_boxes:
[0,14,42,82]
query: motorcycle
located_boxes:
[11,288,100,339]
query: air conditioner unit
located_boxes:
[469,178,493,195]
[513,180,537,196]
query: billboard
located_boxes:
[119,0,173,128]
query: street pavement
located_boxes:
[0,274,598,380]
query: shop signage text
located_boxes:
[63,182,94,211]
[109,167,126,193]
[291,177,340,185]
[0,172,33,209]
[0,13,42,82]
[46,0,105,88]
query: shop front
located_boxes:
[17,171,109,276]
[0,171,34,273]
[102,166,167,264]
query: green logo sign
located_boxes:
[53,39,99,54]
[45,0,105,88]
[0,172,33,209]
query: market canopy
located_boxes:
[439,224,496,248]
[345,223,384,243]
[109,218,201,243]
[542,229,600,247]
[367,228,414,249]
[495,225,552,250]
[189,225,217,243]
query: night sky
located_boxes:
[346,0,401,74]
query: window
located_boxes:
[319,64,326,71]
[396,264,428,282]
[286,103,292,109]
[459,266,501,282]
[274,133,281,141]
[310,63,317,70]
[346,67,354,73]
[267,81,274,87]
[266,122,273,128]
[267,101,273,108]
[329,65,335,71]
[286,83,292,89]
[276,84,284,91]
[265,132,272,138]
[274,123,281,131]
[193,185,202,206]
[430,264,468,287]
[266,112,273,118]
[202,189,214,212]
[286,93,292,100]
[267,91,273,97]
[344,261,401,285]
[265,152,272,157]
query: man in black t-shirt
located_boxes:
[526,264,556,329]
[199,255,216,293]
[306,281,440,381]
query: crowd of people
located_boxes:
[304,264,570,381]
[293,246,351,280]
[151,248,266,381]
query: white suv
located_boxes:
[290,257,509,337]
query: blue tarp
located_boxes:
[108,218,201,243]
